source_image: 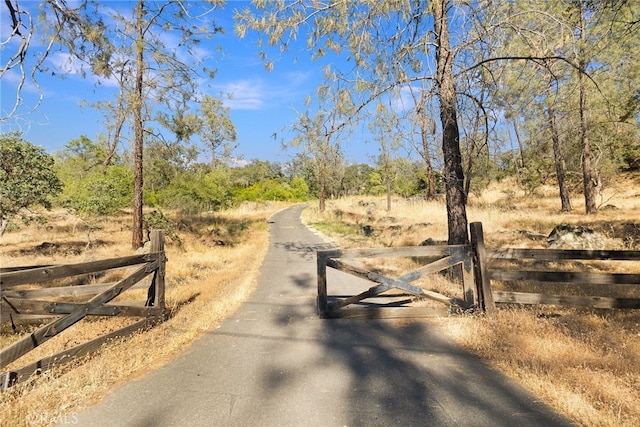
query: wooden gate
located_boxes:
[1,231,167,390]
[318,222,640,319]
[317,245,475,318]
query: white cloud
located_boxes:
[228,157,248,167]
[283,70,312,87]
[1,67,48,96]
[48,52,86,75]
[391,85,418,113]
[220,79,265,110]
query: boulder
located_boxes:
[420,237,446,246]
[547,224,605,249]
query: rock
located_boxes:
[600,204,619,211]
[517,230,547,241]
[37,242,57,250]
[622,223,640,248]
[361,225,374,237]
[547,224,605,249]
[420,237,446,246]
[135,240,152,254]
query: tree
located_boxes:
[230,159,284,187]
[369,102,403,211]
[291,84,353,212]
[393,159,431,198]
[236,1,474,243]
[199,95,237,166]
[2,1,228,247]
[432,0,468,244]
[55,136,133,216]
[144,136,199,203]
[1,0,112,121]
[86,0,223,248]
[0,132,62,236]
[159,166,231,214]
[493,0,640,212]
[340,163,374,197]
[406,82,438,200]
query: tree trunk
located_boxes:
[579,69,597,214]
[578,3,598,214]
[386,170,392,212]
[547,104,572,212]
[511,118,526,169]
[434,0,468,245]
[420,124,437,199]
[319,142,327,212]
[132,0,145,249]
[463,113,481,198]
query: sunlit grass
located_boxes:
[302,175,640,427]
[0,202,287,426]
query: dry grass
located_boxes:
[0,202,288,427]
[302,174,640,427]
[3,174,640,426]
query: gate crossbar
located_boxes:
[318,245,475,318]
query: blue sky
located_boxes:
[0,0,378,165]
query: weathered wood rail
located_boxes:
[318,222,640,318]
[472,223,640,312]
[317,245,476,319]
[0,231,167,390]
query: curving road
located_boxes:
[73,205,573,426]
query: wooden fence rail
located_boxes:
[0,230,167,391]
[318,222,640,317]
[472,222,640,312]
[317,245,475,319]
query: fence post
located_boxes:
[461,251,475,307]
[149,230,166,315]
[317,250,330,318]
[470,222,495,313]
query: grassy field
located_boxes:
[1,174,640,426]
[302,174,640,427]
[0,202,287,427]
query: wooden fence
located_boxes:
[318,222,640,318]
[472,222,640,312]
[317,245,476,319]
[0,231,167,390]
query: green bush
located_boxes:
[158,168,232,213]
[1,132,62,234]
[61,165,133,216]
[232,178,308,203]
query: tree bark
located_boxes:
[547,104,572,212]
[578,2,598,214]
[132,0,145,249]
[434,0,468,245]
[319,140,327,212]
[386,169,392,212]
[419,123,437,199]
[463,114,480,198]
[511,118,526,169]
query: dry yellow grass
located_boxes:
[0,202,288,427]
[3,174,640,426]
[302,174,640,427]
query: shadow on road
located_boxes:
[73,205,574,427]
[242,203,574,426]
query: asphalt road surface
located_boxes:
[73,205,574,427]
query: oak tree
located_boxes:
[0,132,62,236]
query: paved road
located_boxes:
[74,205,574,426]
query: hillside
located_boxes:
[1,173,640,426]
[301,172,640,427]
